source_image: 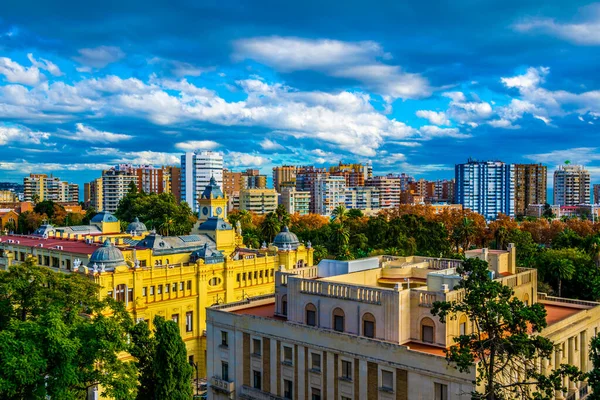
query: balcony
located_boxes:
[210,376,235,394]
[239,385,285,400]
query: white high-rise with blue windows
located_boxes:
[455,159,515,220]
[181,151,223,212]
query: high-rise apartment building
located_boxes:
[181,151,224,212]
[241,169,267,189]
[239,188,278,214]
[455,159,515,219]
[314,175,346,216]
[101,166,138,213]
[167,166,181,202]
[296,166,329,213]
[514,163,547,216]
[554,165,591,206]
[329,162,371,187]
[23,174,79,203]
[222,169,243,195]
[133,164,166,194]
[273,166,297,193]
[84,178,103,211]
[366,174,403,208]
[433,179,455,203]
[344,186,380,211]
[279,188,311,215]
[594,184,600,204]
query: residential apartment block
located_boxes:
[455,160,515,219]
[594,184,600,205]
[181,151,224,211]
[314,175,346,216]
[101,166,138,213]
[273,166,297,193]
[514,163,547,216]
[329,163,372,187]
[23,174,79,203]
[279,188,311,215]
[344,186,380,211]
[239,188,278,215]
[296,167,329,214]
[554,165,591,206]
[366,174,404,209]
[207,246,599,400]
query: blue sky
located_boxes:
[1,0,600,189]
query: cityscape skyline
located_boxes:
[1,1,600,189]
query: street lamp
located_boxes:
[189,359,199,396]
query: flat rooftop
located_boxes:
[543,303,584,326]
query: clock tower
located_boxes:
[197,176,228,223]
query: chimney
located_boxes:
[508,243,516,274]
[481,248,489,262]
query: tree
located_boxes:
[452,217,477,252]
[131,317,192,400]
[542,203,555,219]
[260,213,281,244]
[0,259,137,399]
[588,335,600,399]
[331,205,348,224]
[431,257,581,400]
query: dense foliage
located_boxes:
[11,200,85,234]
[431,258,582,400]
[115,182,197,236]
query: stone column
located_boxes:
[327,351,335,400]
[359,359,368,399]
[555,350,564,400]
[568,337,576,392]
[298,345,305,399]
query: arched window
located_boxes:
[459,314,468,336]
[281,295,288,316]
[305,303,317,326]
[523,293,530,307]
[421,317,435,343]
[332,308,345,332]
[362,312,376,338]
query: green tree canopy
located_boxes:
[431,257,581,399]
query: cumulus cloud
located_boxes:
[0,160,112,173]
[416,110,450,126]
[233,36,430,99]
[0,124,50,145]
[525,147,600,165]
[0,57,42,85]
[27,53,62,77]
[175,140,221,151]
[260,138,285,151]
[514,3,600,45]
[227,151,268,167]
[57,123,133,143]
[442,91,493,124]
[419,125,471,139]
[74,46,125,68]
[149,57,214,77]
[501,67,549,89]
[87,147,180,165]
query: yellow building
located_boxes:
[0,180,314,380]
[239,188,278,215]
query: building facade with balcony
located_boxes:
[240,189,278,215]
[206,246,600,400]
[279,188,311,215]
[554,165,591,206]
[314,176,347,216]
[344,186,380,211]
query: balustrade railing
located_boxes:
[298,279,384,304]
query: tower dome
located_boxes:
[88,239,125,271]
[200,176,225,199]
[126,217,148,234]
[272,226,300,250]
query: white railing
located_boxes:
[418,291,438,307]
[422,258,464,270]
[276,266,318,286]
[210,376,235,393]
[298,279,383,304]
[538,293,599,308]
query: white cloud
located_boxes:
[226,152,268,167]
[175,140,221,151]
[416,110,450,126]
[525,147,600,166]
[419,125,471,139]
[233,36,430,99]
[87,147,180,166]
[27,53,62,77]
[378,153,406,165]
[389,141,422,147]
[0,160,112,173]
[514,4,600,45]
[148,57,214,77]
[442,91,493,124]
[260,138,285,151]
[487,119,519,129]
[57,123,133,143]
[501,67,549,89]
[74,46,125,68]
[0,124,50,145]
[0,57,42,86]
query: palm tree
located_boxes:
[546,258,575,297]
[159,218,175,236]
[332,205,348,224]
[331,224,350,255]
[260,213,281,243]
[238,210,252,228]
[495,227,509,250]
[454,217,476,252]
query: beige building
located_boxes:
[24,174,79,203]
[554,165,591,206]
[279,188,311,215]
[366,175,403,209]
[0,191,17,203]
[102,166,138,213]
[273,166,297,193]
[206,246,598,400]
[514,163,547,216]
[240,189,278,215]
[344,186,379,211]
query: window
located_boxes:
[460,322,466,336]
[221,362,229,381]
[421,317,435,343]
[157,284,162,295]
[128,288,134,302]
[253,338,261,356]
[282,295,288,316]
[284,379,293,399]
[165,284,170,293]
[107,290,113,298]
[187,280,192,290]
[311,388,321,400]
[254,271,257,279]
[363,312,376,338]
[306,303,317,326]
[435,383,448,400]
[186,311,193,332]
[237,273,241,282]
[243,272,246,281]
[283,346,293,364]
[253,370,261,390]
[381,370,393,391]
[115,284,126,302]
[150,286,155,295]
[259,270,263,278]
[180,282,184,291]
[142,287,147,297]
[311,353,321,371]
[221,331,229,347]
[188,355,194,365]
[172,283,177,292]
[333,308,345,332]
[172,314,179,324]
[341,360,352,380]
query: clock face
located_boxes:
[216,207,223,215]
[202,207,209,215]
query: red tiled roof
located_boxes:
[0,235,106,254]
